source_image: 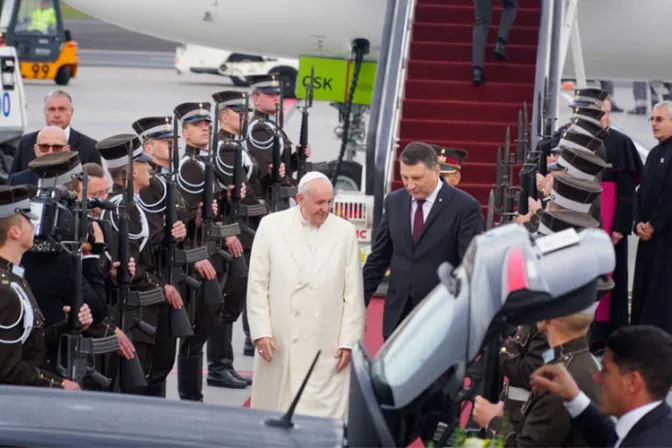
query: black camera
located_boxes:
[29,186,80,252]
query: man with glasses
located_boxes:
[8,125,69,186]
[631,101,672,337]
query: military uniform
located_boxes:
[97,133,166,394]
[431,145,467,187]
[0,184,67,388]
[173,101,233,401]
[205,90,268,389]
[246,74,299,202]
[133,116,194,397]
[498,325,548,432]
[491,336,601,446]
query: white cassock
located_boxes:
[246,206,365,421]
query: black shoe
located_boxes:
[243,338,254,357]
[230,368,253,386]
[493,40,508,61]
[207,358,248,389]
[472,67,485,86]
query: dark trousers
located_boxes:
[472,0,518,68]
[177,272,224,401]
[207,250,249,365]
[383,297,415,342]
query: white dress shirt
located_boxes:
[564,391,663,448]
[410,180,443,234]
[64,126,71,142]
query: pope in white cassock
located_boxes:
[246,171,366,421]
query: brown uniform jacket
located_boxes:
[496,336,601,447]
[0,257,65,388]
[499,325,549,431]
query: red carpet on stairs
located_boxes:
[395,0,541,214]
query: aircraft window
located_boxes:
[377,284,454,387]
[13,0,57,36]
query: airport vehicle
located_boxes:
[175,44,299,98]
[0,45,27,183]
[0,0,78,85]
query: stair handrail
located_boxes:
[530,0,555,151]
[366,0,418,240]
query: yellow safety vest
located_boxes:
[27,8,56,33]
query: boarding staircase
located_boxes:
[390,0,541,212]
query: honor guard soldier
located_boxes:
[547,175,602,219]
[247,74,297,189]
[173,101,236,402]
[132,116,192,397]
[551,130,606,161]
[548,146,610,183]
[0,184,90,390]
[478,305,602,446]
[501,209,600,430]
[207,90,269,388]
[432,145,467,187]
[549,148,609,226]
[97,133,170,396]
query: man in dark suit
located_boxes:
[8,126,69,186]
[530,325,672,447]
[362,141,484,339]
[9,89,100,175]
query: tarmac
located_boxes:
[20,18,663,406]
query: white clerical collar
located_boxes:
[615,400,663,444]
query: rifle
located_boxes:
[160,116,200,338]
[115,146,149,390]
[229,93,267,237]
[297,66,315,180]
[56,171,119,388]
[198,104,245,295]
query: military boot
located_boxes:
[145,381,167,398]
[177,353,204,401]
[207,322,248,389]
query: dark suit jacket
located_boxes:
[10,128,100,175]
[8,168,38,186]
[574,401,672,447]
[362,180,484,338]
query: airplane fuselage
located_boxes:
[65,0,386,61]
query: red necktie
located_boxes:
[413,199,425,244]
